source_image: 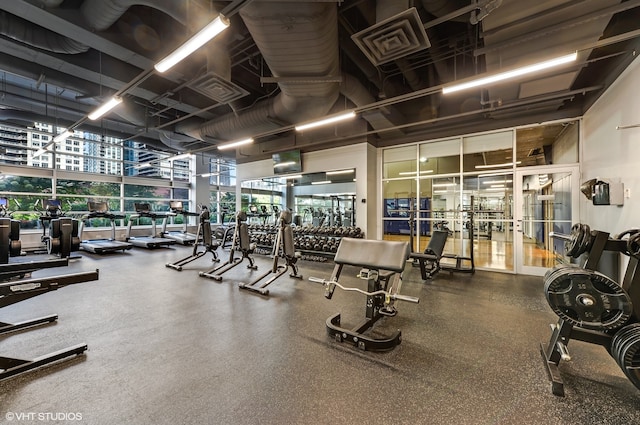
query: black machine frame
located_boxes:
[0,269,99,381]
[166,206,220,271]
[309,238,419,351]
[239,210,302,295]
[199,211,257,281]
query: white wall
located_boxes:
[582,55,640,233]
[236,143,377,238]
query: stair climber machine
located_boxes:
[36,199,81,259]
[125,203,176,249]
[166,206,220,271]
[161,201,198,245]
[79,201,133,254]
[0,198,69,281]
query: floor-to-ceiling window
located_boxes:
[381,119,579,273]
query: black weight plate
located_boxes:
[544,264,577,284]
[618,327,640,389]
[564,224,584,258]
[544,268,633,331]
[611,324,640,365]
[616,328,639,373]
[578,224,593,256]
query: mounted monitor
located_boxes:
[273,150,302,175]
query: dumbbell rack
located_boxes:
[541,230,640,396]
[248,224,363,261]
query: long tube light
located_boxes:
[217,138,253,150]
[32,148,47,158]
[53,130,72,143]
[326,169,354,175]
[442,52,578,94]
[88,97,122,120]
[154,15,230,73]
[311,180,332,185]
[167,152,192,161]
[295,111,356,132]
[475,161,521,169]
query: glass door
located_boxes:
[514,165,580,275]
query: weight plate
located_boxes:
[618,327,640,390]
[544,268,633,331]
[611,323,640,364]
[578,224,593,257]
[544,264,577,285]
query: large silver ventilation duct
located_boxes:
[178,2,341,142]
[0,10,89,54]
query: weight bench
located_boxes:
[200,211,257,281]
[239,210,303,295]
[0,269,99,381]
[410,230,449,280]
[309,238,419,351]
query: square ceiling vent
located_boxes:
[187,71,249,104]
[351,7,430,66]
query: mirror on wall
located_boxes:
[240,168,356,227]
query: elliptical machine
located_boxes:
[37,199,80,258]
[0,198,21,264]
[166,206,220,271]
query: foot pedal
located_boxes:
[379,307,397,317]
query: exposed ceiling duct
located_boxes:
[0,0,637,162]
[178,1,342,142]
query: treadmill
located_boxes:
[125,203,176,249]
[79,201,133,254]
[161,201,198,245]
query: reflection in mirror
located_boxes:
[241,169,356,227]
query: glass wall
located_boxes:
[382,119,579,272]
[0,120,223,229]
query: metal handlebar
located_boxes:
[307,277,419,304]
[549,232,571,242]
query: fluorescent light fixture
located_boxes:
[486,187,508,191]
[419,157,428,163]
[311,180,332,185]
[295,111,356,131]
[154,15,230,73]
[167,152,191,161]
[399,170,433,175]
[475,161,521,169]
[33,148,47,158]
[274,161,296,168]
[326,169,354,175]
[432,183,457,187]
[478,171,512,178]
[433,190,450,194]
[284,174,303,179]
[198,172,219,178]
[442,52,578,94]
[134,162,152,169]
[217,138,253,151]
[88,96,122,120]
[482,179,512,184]
[490,184,505,188]
[53,130,72,143]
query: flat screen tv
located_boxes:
[272,150,302,175]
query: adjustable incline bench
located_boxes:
[0,269,99,381]
[309,238,419,351]
[410,229,449,280]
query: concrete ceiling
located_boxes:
[0,0,638,164]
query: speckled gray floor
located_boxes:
[0,245,638,425]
